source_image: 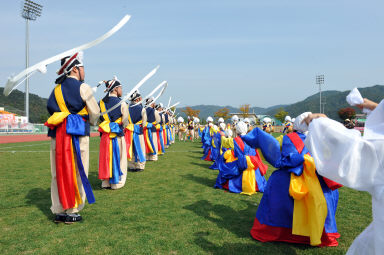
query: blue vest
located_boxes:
[165,114,169,124]
[47,77,90,138]
[159,113,163,125]
[129,103,143,134]
[99,96,122,122]
[146,107,157,132]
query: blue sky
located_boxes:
[1,0,384,108]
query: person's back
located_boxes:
[45,51,100,224]
[98,77,128,189]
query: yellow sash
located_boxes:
[240,156,256,196]
[289,154,327,246]
[98,100,122,138]
[46,84,88,125]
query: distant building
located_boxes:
[0,106,32,133]
[256,114,282,126]
[229,112,258,124]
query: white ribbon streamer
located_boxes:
[101,65,160,115]
[4,15,131,96]
[160,101,180,113]
[143,81,168,108]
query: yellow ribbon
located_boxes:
[144,124,154,153]
[240,156,257,196]
[223,150,237,163]
[99,100,122,138]
[289,154,327,246]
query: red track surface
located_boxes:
[0,133,99,144]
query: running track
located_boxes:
[0,133,99,144]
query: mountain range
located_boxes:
[1,85,384,123]
[178,85,384,121]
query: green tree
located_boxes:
[274,108,288,123]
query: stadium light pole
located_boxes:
[21,0,43,123]
[316,75,324,113]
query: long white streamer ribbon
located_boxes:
[100,65,160,115]
[143,81,167,108]
[4,15,131,96]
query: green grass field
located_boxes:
[0,137,372,254]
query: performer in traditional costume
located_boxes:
[304,97,384,255]
[45,52,100,223]
[125,90,146,172]
[201,116,214,161]
[143,97,160,161]
[208,124,226,170]
[243,117,253,133]
[177,117,187,141]
[283,115,293,134]
[231,115,239,138]
[194,117,200,139]
[262,117,274,134]
[187,116,195,141]
[155,103,166,155]
[166,109,175,146]
[242,113,341,247]
[170,112,176,144]
[161,109,170,148]
[98,77,128,189]
[214,121,268,194]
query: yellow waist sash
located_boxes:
[289,154,327,246]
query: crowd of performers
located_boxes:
[197,102,384,255]
[42,51,382,254]
[45,52,176,224]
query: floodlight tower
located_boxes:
[316,75,324,113]
[21,0,43,123]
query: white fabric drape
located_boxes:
[305,100,384,255]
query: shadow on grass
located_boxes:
[184,199,255,239]
[193,231,299,255]
[88,171,102,190]
[187,200,319,254]
[181,174,215,188]
[190,161,213,169]
[25,188,52,220]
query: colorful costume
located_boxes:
[98,77,128,189]
[201,125,213,161]
[45,52,99,223]
[156,106,166,155]
[144,98,160,161]
[242,127,341,246]
[194,118,200,139]
[177,117,187,141]
[187,118,195,141]
[214,135,268,194]
[125,91,146,172]
[164,112,174,147]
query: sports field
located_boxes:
[0,137,372,254]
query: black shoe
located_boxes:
[65,213,82,224]
[54,213,66,223]
[136,169,144,172]
[128,168,136,172]
[102,186,111,189]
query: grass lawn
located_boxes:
[0,137,372,254]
